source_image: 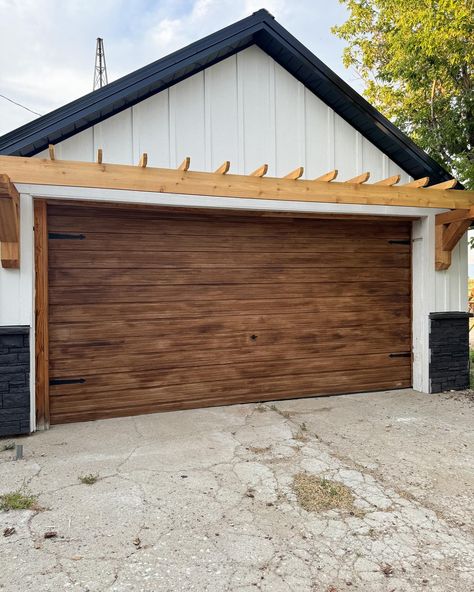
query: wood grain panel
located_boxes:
[48,282,410,305]
[49,337,411,373]
[48,301,410,324]
[48,266,411,288]
[47,204,412,424]
[49,250,410,269]
[49,322,411,344]
[47,233,410,253]
[49,353,410,397]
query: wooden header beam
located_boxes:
[0,174,20,268]
[1,155,473,210]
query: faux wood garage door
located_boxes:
[47,204,412,424]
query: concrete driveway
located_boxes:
[1,388,473,592]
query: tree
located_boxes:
[332,0,474,188]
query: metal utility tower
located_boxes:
[93,38,108,90]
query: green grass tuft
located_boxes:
[0,489,38,511]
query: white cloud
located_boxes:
[149,17,184,49]
[0,0,350,136]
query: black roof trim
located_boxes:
[0,9,456,186]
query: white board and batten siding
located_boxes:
[1,45,468,397]
[36,46,410,182]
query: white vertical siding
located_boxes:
[34,46,410,183]
[274,61,305,175]
[435,234,469,312]
[132,92,170,168]
[237,47,276,175]
[204,56,240,171]
[361,137,385,181]
[169,73,206,170]
[94,109,134,165]
[333,115,359,180]
[0,194,34,326]
[58,128,95,161]
[305,89,332,177]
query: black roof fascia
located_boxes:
[0,9,457,186]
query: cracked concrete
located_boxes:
[0,388,473,591]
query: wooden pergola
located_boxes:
[1,149,474,271]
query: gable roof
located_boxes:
[0,9,455,186]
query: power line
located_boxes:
[0,93,42,116]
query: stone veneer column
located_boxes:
[0,327,30,436]
[429,312,472,393]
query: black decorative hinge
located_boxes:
[389,352,411,358]
[49,378,86,385]
[388,239,411,245]
[48,233,86,240]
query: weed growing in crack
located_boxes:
[268,404,291,419]
[78,473,99,485]
[292,473,361,514]
[0,489,38,511]
[1,442,15,452]
[294,426,310,443]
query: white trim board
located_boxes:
[16,183,448,218]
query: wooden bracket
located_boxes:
[435,207,474,270]
[0,174,20,268]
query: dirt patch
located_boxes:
[247,446,271,454]
[293,473,357,513]
[443,388,474,406]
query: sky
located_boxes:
[0,0,358,136]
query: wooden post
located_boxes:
[34,200,49,429]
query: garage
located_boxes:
[0,8,472,438]
[46,203,412,424]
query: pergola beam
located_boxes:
[1,156,473,210]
